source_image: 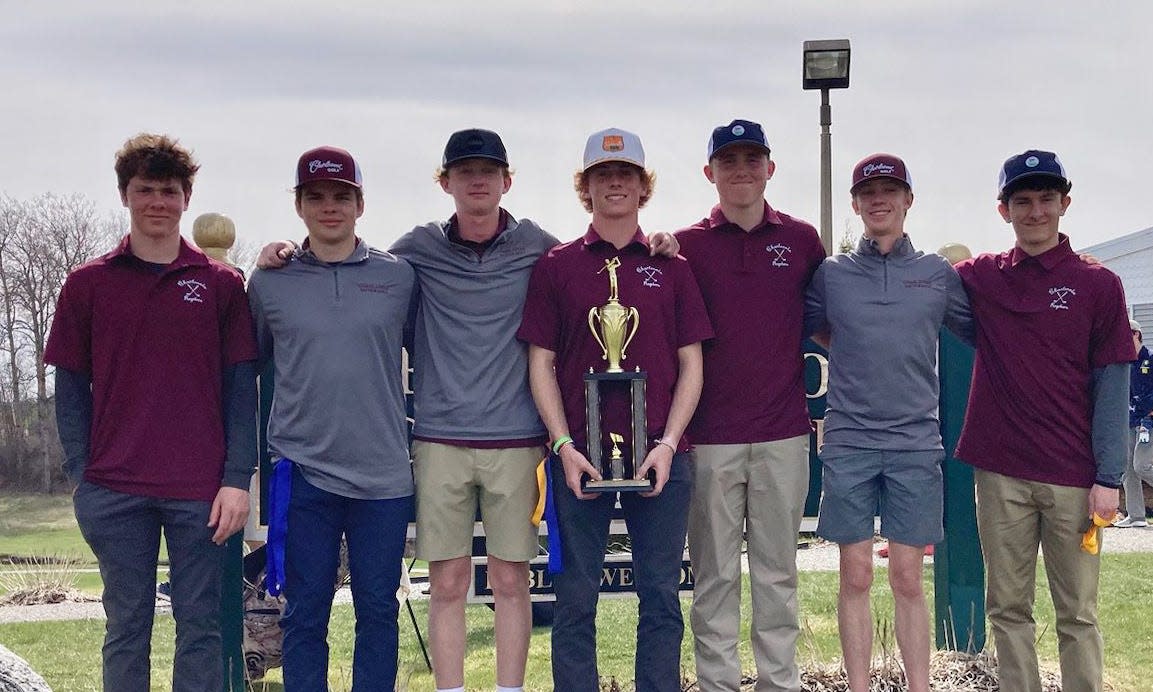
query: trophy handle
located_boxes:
[620,307,640,362]
[588,306,608,362]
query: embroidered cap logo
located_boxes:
[862,162,896,177]
[309,160,345,174]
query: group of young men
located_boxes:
[46,124,1135,692]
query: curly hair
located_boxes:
[114,133,200,195]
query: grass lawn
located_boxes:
[0,493,168,597]
[2,552,1149,691]
[0,493,94,561]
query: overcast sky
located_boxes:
[2,1,1151,258]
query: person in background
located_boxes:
[1115,318,1153,527]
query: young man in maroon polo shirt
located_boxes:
[674,119,825,692]
[45,133,257,692]
[518,128,712,692]
[954,150,1134,692]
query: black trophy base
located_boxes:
[584,477,652,493]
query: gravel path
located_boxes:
[3,526,1151,625]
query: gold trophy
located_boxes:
[584,257,651,492]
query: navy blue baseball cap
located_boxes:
[443,128,509,168]
[708,119,771,160]
[997,150,1070,199]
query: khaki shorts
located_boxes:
[413,440,545,562]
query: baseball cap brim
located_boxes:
[709,140,771,159]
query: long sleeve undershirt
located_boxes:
[1091,362,1129,488]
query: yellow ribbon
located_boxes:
[530,456,547,527]
[1080,512,1116,555]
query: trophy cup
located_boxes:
[584,257,651,492]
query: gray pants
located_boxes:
[73,481,223,692]
[1122,426,1153,520]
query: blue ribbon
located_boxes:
[545,454,563,574]
[264,458,293,596]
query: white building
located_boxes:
[1081,226,1153,327]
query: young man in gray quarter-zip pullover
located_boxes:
[248,146,416,690]
[803,153,972,692]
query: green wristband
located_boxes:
[552,435,574,454]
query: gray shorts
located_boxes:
[816,449,944,547]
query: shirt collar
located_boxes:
[108,234,210,270]
[298,237,368,265]
[1007,233,1074,270]
[581,225,649,252]
[857,233,915,258]
[445,209,511,245]
[707,201,782,232]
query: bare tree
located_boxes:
[229,238,259,278]
[1,193,119,491]
[0,196,28,433]
[0,195,32,487]
[838,219,858,254]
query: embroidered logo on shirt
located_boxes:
[766,243,791,267]
[636,265,663,288]
[357,283,391,294]
[903,278,934,289]
[1048,286,1076,310]
[177,279,205,303]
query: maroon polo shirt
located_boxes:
[45,235,257,501]
[954,234,1135,487]
[517,227,713,457]
[675,203,825,444]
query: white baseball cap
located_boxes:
[582,128,645,172]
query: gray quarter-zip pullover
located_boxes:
[248,241,415,499]
[804,234,973,455]
[391,214,558,441]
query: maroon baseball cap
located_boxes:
[850,153,912,194]
[294,146,362,189]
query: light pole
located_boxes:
[803,39,851,255]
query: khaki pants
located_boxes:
[687,435,810,692]
[1122,426,1153,520]
[974,469,1104,692]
